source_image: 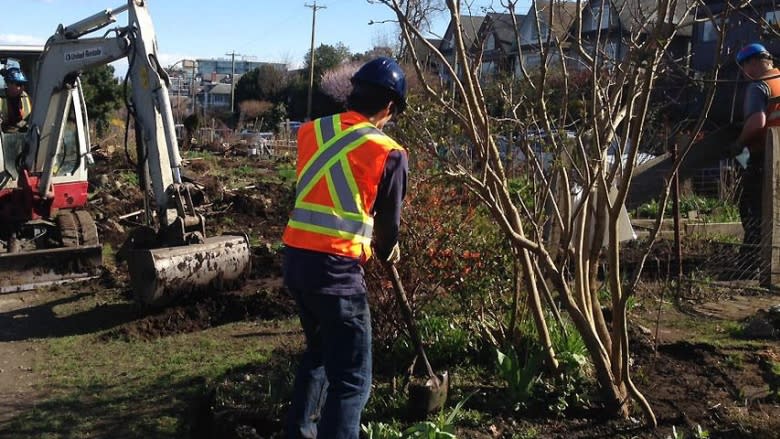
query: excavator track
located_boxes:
[74,210,99,246]
[56,211,80,247]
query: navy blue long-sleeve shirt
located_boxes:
[283,149,408,295]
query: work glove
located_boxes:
[734,147,751,170]
[383,242,401,265]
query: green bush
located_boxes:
[635,196,739,222]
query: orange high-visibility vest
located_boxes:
[0,91,31,125]
[283,111,404,260]
[753,69,780,152]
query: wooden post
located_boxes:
[761,127,780,288]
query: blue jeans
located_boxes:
[286,291,372,439]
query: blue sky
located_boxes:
[0,0,524,72]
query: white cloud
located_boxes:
[0,34,45,46]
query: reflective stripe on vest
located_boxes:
[0,93,31,122]
[287,114,383,242]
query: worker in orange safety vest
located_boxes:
[0,67,32,132]
[731,43,780,264]
[282,57,408,439]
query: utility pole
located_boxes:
[225,50,243,113]
[305,1,326,121]
[191,61,197,115]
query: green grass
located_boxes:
[277,164,296,182]
[0,318,292,438]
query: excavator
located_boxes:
[0,1,251,305]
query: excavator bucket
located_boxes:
[126,234,252,306]
[0,245,103,293]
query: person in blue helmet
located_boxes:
[0,67,32,132]
[283,57,408,439]
[730,43,780,264]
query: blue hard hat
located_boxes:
[3,67,28,84]
[351,57,407,113]
[736,43,771,65]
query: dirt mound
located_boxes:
[634,340,780,437]
[102,286,295,342]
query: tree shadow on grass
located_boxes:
[0,291,145,342]
[0,373,210,439]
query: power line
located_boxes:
[305,1,326,121]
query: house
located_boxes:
[474,12,526,77]
[197,82,232,112]
[438,15,485,81]
[514,0,579,73]
[569,0,694,70]
[410,37,443,74]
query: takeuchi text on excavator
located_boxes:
[0,1,251,305]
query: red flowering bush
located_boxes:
[365,164,512,370]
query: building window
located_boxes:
[485,34,496,51]
[539,22,550,40]
[701,17,728,43]
[766,9,780,30]
[481,60,495,75]
[591,1,611,30]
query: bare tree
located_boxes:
[369,0,447,58]
[376,0,723,425]
[321,61,363,103]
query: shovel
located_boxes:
[384,262,449,416]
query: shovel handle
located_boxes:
[384,262,439,385]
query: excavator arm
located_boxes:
[18,1,250,305]
[29,2,192,232]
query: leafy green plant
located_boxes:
[635,196,739,222]
[363,392,474,439]
[402,421,456,438]
[667,425,684,439]
[118,170,139,187]
[693,424,710,438]
[361,422,403,439]
[389,315,479,367]
[665,424,710,439]
[496,347,543,406]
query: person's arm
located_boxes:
[373,149,408,261]
[736,82,770,146]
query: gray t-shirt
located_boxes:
[744,80,771,119]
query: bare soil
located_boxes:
[0,151,778,438]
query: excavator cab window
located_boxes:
[53,102,82,176]
[0,132,23,184]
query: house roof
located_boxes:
[611,0,694,37]
[518,0,579,47]
[479,12,525,52]
[540,1,579,40]
[205,83,232,95]
[412,37,442,61]
[440,15,486,52]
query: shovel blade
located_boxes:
[408,371,449,417]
